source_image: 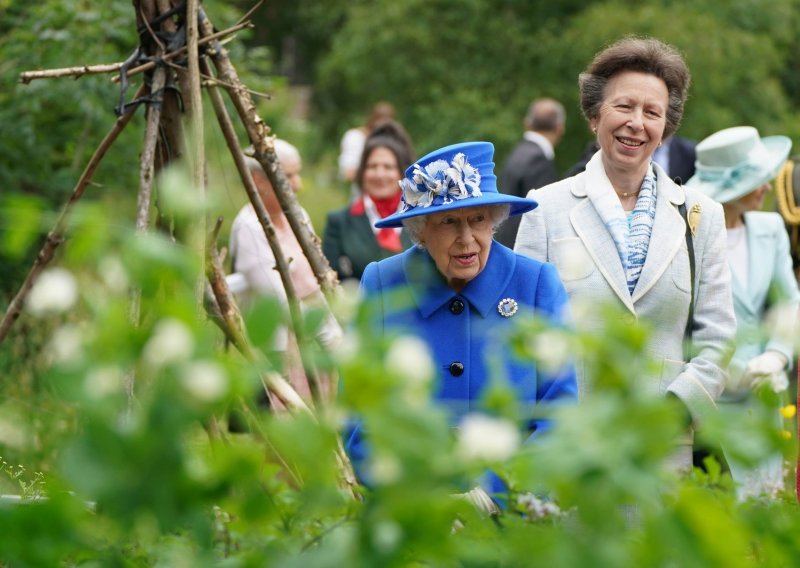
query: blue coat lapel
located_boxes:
[403,241,516,318]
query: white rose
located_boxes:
[98,256,129,292]
[457,413,521,462]
[27,267,78,315]
[142,318,194,367]
[181,361,228,402]
[385,335,434,386]
[84,366,124,399]
[48,324,84,365]
[529,330,571,374]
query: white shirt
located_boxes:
[523,130,555,160]
[726,225,748,288]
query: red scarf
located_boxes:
[351,193,403,252]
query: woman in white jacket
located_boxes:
[514,37,736,472]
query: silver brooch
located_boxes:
[497,298,518,318]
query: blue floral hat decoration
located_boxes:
[686,126,791,204]
[374,141,538,228]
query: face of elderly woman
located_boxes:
[420,206,494,291]
[590,70,668,176]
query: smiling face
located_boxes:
[420,206,494,291]
[362,146,402,200]
[590,70,669,180]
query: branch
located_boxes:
[0,84,146,344]
[202,58,324,407]
[197,8,339,297]
[111,21,253,84]
[16,21,251,84]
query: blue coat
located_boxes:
[357,241,577,425]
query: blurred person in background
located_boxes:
[775,155,800,283]
[228,139,342,404]
[515,37,736,473]
[338,101,397,185]
[687,126,798,499]
[323,121,415,282]
[496,98,565,248]
[347,141,577,509]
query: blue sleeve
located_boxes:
[529,262,578,437]
[342,261,383,486]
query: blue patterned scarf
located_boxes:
[626,174,657,294]
[586,157,657,295]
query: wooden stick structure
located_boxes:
[4,0,359,498]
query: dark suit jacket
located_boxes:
[496,138,558,248]
[322,205,413,282]
[666,135,697,185]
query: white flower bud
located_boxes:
[368,453,402,485]
[457,413,521,462]
[83,366,124,399]
[48,324,84,365]
[181,361,228,402]
[386,335,434,386]
[27,268,78,315]
[529,330,571,374]
[98,255,129,292]
[142,318,194,367]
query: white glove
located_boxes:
[742,351,789,392]
[456,486,500,516]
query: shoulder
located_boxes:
[682,185,723,216]
[529,175,580,203]
[230,204,257,232]
[326,205,352,224]
[361,248,411,290]
[745,211,788,233]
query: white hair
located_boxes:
[401,204,512,246]
[243,138,301,175]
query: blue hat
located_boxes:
[686,126,791,204]
[374,141,538,228]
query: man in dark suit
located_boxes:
[496,98,565,248]
[652,134,697,185]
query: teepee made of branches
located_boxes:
[3,0,356,496]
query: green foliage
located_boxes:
[1,173,798,565]
[314,0,800,173]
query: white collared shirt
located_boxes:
[523,130,555,160]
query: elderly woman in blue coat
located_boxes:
[687,126,799,499]
[347,141,578,508]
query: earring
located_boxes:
[592,127,597,134]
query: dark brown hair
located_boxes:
[579,37,690,139]
[355,120,415,190]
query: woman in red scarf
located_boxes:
[323,121,415,281]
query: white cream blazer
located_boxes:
[515,151,736,425]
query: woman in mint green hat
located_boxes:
[687,125,799,499]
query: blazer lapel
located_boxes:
[569,164,634,312]
[631,168,685,303]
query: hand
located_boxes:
[742,351,789,392]
[456,486,500,516]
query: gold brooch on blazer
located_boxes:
[687,203,702,237]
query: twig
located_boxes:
[0,84,146,344]
[111,21,253,84]
[201,57,326,406]
[204,225,360,500]
[236,0,265,27]
[19,63,125,84]
[17,21,251,85]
